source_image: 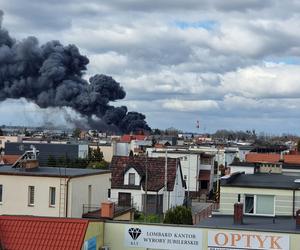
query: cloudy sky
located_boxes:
[1,0,300,134]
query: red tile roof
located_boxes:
[0,155,20,165]
[111,156,184,191]
[284,155,300,164]
[245,153,280,163]
[246,153,300,165]
[0,216,89,250]
[120,134,147,143]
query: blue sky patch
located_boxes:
[174,20,217,30]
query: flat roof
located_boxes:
[221,173,300,189]
[197,215,299,234]
[0,165,111,178]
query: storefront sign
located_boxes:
[124,225,202,250]
[208,230,289,250]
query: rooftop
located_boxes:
[0,215,89,249]
[221,172,300,189]
[197,215,299,234]
[0,165,111,178]
[111,156,184,192]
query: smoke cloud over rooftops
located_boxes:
[0,10,150,133]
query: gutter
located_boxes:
[293,189,296,218]
[65,177,71,218]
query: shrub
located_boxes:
[163,206,193,225]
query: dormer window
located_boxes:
[129,173,135,185]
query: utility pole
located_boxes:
[164,151,169,210]
[144,153,148,219]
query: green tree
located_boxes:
[163,206,193,225]
[72,128,81,138]
[47,155,57,167]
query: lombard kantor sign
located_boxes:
[125,225,202,250]
[208,230,289,250]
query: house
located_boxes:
[218,172,300,217]
[0,150,111,218]
[0,215,103,249]
[147,148,215,199]
[110,156,186,214]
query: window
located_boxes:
[0,184,3,203]
[28,186,35,206]
[108,189,111,198]
[129,173,135,185]
[49,187,56,206]
[244,194,274,216]
[200,180,208,189]
[118,192,131,207]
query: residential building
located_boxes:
[0,162,111,218]
[147,148,215,198]
[110,156,186,214]
[218,172,300,216]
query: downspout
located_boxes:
[293,189,296,218]
[65,177,71,218]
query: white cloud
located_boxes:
[162,99,219,112]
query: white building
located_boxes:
[0,165,111,218]
[110,156,185,214]
[147,148,215,198]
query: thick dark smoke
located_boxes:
[0,11,150,133]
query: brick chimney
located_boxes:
[296,209,300,229]
[233,203,243,224]
[101,201,115,219]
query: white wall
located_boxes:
[124,168,141,186]
[147,151,199,192]
[115,143,130,156]
[90,144,114,162]
[169,167,185,208]
[229,165,255,174]
[111,188,143,211]
[0,175,61,217]
[68,173,111,218]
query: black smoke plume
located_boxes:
[0,11,150,133]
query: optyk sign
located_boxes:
[208,230,289,250]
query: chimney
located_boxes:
[101,201,115,219]
[296,209,300,229]
[233,199,243,224]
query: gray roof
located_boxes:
[197,215,300,234]
[221,173,300,189]
[0,165,111,178]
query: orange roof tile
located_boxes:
[284,155,300,164]
[245,153,280,163]
[0,155,20,165]
[0,216,89,250]
[120,134,147,143]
